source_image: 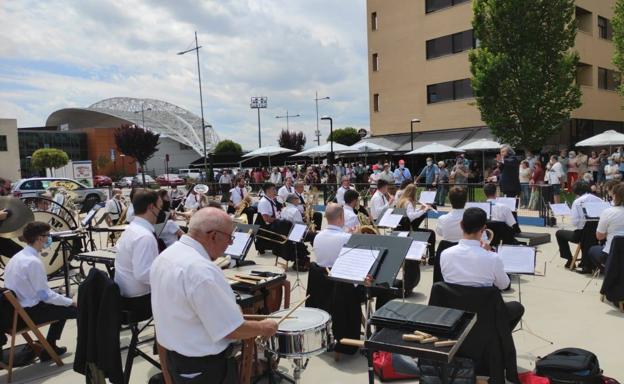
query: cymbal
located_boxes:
[0,197,35,237]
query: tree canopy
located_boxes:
[327,127,360,146]
[31,148,70,171]
[469,0,581,149]
[214,139,243,155]
[613,0,624,97]
[114,126,160,185]
[278,130,307,152]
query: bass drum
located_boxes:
[0,197,79,277]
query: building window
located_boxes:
[598,67,621,91]
[373,93,380,112]
[576,7,593,34]
[576,62,593,86]
[0,136,6,152]
[425,0,469,14]
[598,16,613,40]
[371,12,378,31]
[426,30,474,59]
[372,53,379,71]
[427,79,473,104]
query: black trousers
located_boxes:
[24,302,77,343]
[505,301,524,330]
[555,229,582,260]
[121,294,152,323]
[588,245,608,270]
[167,348,237,384]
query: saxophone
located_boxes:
[234,195,252,222]
[304,192,316,231]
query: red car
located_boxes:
[156,174,185,186]
[94,175,113,187]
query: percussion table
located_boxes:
[74,248,117,277]
[51,230,86,296]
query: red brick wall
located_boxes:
[80,127,137,176]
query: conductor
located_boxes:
[151,208,278,384]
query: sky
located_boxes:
[0,0,369,151]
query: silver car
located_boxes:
[12,177,107,209]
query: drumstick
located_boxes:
[236,274,265,281]
[434,340,457,347]
[402,334,425,342]
[340,338,365,348]
[243,314,297,320]
[420,336,439,344]
[227,276,258,285]
[276,295,310,325]
[414,330,432,338]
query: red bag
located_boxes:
[372,351,419,381]
[519,371,550,384]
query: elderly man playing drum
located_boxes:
[151,207,278,384]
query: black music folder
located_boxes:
[371,300,464,337]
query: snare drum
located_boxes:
[266,308,333,358]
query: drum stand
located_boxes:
[255,350,309,384]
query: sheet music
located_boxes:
[81,207,100,227]
[225,232,251,258]
[419,191,436,205]
[465,202,491,219]
[396,231,410,238]
[549,203,572,216]
[288,223,307,242]
[495,197,517,212]
[498,245,535,274]
[583,201,611,218]
[378,211,403,228]
[330,247,380,282]
[405,241,428,261]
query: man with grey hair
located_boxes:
[312,203,351,268]
[151,208,278,383]
[498,144,521,198]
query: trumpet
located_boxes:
[255,227,289,245]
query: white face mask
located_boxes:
[427,161,433,166]
[399,165,404,169]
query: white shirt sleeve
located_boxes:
[492,254,511,290]
[436,215,446,238]
[132,235,159,286]
[30,259,73,307]
[502,206,516,227]
[277,187,289,203]
[370,193,389,220]
[597,210,609,234]
[185,195,199,210]
[406,202,425,222]
[570,198,583,229]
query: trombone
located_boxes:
[255,227,289,245]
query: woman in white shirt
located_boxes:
[396,184,436,258]
[393,179,412,204]
[587,183,624,270]
[519,160,532,208]
[604,157,620,181]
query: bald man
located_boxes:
[312,203,352,268]
[151,208,278,383]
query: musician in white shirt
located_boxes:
[435,186,467,243]
[343,190,361,231]
[4,221,77,359]
[483,183,516,228]
[151,208,277,383]
[555,181,603,269]
[228,177,255,224]
[114,190,162,318]
[281,194,304,224]
[587,183,624,271]
[184,189,201,210]
[335,176,354,206]
[440,207,524,329]
[313,203,352,267]
[277,177,295,203]
[370,179,394,220]
[105,188,125,225]
[396,184,436,257]
[293,182,307,215]
[254,183,281,254]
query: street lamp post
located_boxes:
[321,116,334,166]
[314,92,330,146]
[134,103,152,130]
[250,96,268,148]
[275,110,301,131]
[178,31,212,181]
[410,118,421,151]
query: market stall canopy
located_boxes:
[405,142,465,155]
[292,142,352,157]
[576,130,624,147]
[242,146,296,158]
[456,138,502,151]
[345,142,395,154]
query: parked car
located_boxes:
[156,174,185,186]
[94,175,112,187]
[178,168,202,181]
[12,177,106,210]
[115,176,134,188]
[132,174,159,188]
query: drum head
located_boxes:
[272,308,330,331]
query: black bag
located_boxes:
[535,348,602,384]
[418,357,475,384]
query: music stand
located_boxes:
[286,223,309,292]
[232,224,259,267]
[81,203,104,251]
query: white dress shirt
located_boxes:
[343,205,359,230]
[184,194,200,210]
[312,225,352,268]
[4,246,73,308]
[258,196,279,219]
[229,186,248,206]
[294,191,306,214]
[269,172,282,185]
[571,193,604,229]
[159,220,182,248]
[105,198,124,221]
[597,206,624,253]
[151,235,244,357]
[546,162,563,185]
[114,217,159,298]
[435,209,465,242]
[281,204,303,224]
[277,185,294,203]
[440,239,510,290]
[404,201,426,222]
[487,199,516,228]
[370,190,390,220]
[335,186,354,206]
[126,204,135,223]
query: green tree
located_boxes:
[214,139,243,155]
[469,0,581,149]
[327,127,360,146]
[278,130,307,152]
[613,0,624,97]
[114,126,160,186]
[31,148,70,172]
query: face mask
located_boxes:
[609,160,614,165]
[43,235,53,249]
[399,164,404,169]
[427,161,433,166]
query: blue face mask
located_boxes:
[43,235,53,249]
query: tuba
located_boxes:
[356,209,380,235]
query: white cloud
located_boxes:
[0,0,369,150]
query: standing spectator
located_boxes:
[588,151,600,183]
[598,149,609,183]
[368,164,382,192]
[546,155,564,204]
[558,149,569,190]
[566,151,579,192]
[525,151,537,170]
[269,167,282,185]
[393,159,412,186]
[252,167,264,185]
[577,150,588,182]
[379,163,395,184]
[498,144,521,198]
[218,169,232,199]
[519,160,532,208]
[416,157,439,190]
[605,157,620,181]
[451,158,469,185]
[436,161,450,206]
[528,160,544,210]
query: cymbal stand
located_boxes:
[512,274,553,344]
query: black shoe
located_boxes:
[40,346,67,362]
[258,249,266,255]
[576,268,593,275]
[564,260,572,268]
